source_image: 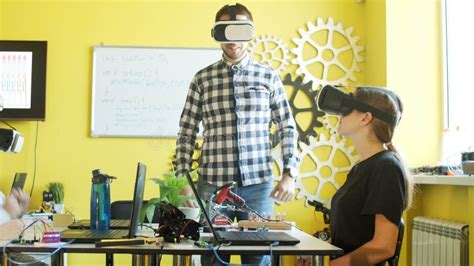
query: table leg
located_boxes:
[106,253,114,266]
[172,255,191,266]
[312,255,324,266]
[272,255,281,266]
[55,251,65,266]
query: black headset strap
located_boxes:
[228,5,237,20]
[349,101,399,126]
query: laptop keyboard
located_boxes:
[218,231,268,240]
[110,220,130,227]
[85,230,125,238]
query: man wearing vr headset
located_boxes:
[317,85,413,265]
[176,3,299,265]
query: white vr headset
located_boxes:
[0,128,24,153]
[211,20,255,43]
[211,5,255,43]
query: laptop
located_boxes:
[67,219,130,230]
[11,172,27,191]
[68,200,159,229]
[184,172,300,246]
[61,163,146,243]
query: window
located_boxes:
[441,0,474,165]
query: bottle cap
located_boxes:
[92,169,117,183]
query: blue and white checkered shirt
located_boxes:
[176,54,299,187]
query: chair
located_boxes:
[385,218,404,266]
[111,200,160,222]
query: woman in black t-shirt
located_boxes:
[327,87,413,266]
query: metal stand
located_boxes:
[172,255,191,266]
[313,255,324,266]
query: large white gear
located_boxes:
[272,135,359,206]
[291,17,364,89]
[248,34,290,73]
[297,135,359,206]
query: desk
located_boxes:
[1,227,342,266]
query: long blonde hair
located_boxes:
[354,87,413,209]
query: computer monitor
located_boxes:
[127,163,146,238]
[11,172,27,191]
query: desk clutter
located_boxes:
[95,237,163,248]
[237,220,292,230]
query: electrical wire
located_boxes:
[208,243,230,265]
[157,243,164,266]
[269,241,279,261]
[1,120,17,130]
[208,242,274,266]
[29,121,39,197]
[2,239,74,265]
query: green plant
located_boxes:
[140,170,198,223]
[46,182,64,204]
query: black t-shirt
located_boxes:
[330,150,406,254]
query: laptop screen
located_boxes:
[127,163,146,238]
[11,172,27,191]
[185,171,220,242]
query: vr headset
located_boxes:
[317,85,401,126]
[0,128,24,153]
[211,5,255,43]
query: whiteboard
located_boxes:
[91,46,222,137]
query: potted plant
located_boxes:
[141,170,199,223]
[46,182,65,214]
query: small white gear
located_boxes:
[322,114,340,136]
[248,34,290,73]
[272,135,359,206]
[291,17,364,89]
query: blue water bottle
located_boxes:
[90,169,116,231]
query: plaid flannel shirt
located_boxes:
[176,54,299,187]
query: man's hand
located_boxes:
[180,185,197,207]
[270,173,295,202]
[0,219,25,240]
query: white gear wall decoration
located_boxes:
[322,114,340,136]
[272,135,359,206]
[291,17,364,90]
[248,34,290,73]
[296,135,358,206]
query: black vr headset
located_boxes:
[211,5,255,43]
[317,85,401,126]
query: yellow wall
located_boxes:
[386,0,447,265]
[386,0,442,167]
[2,1,452,266]
[0,1,3,37]
[0,0,372,213]
[0,0,382,265]
[363,0,386,86]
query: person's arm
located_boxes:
[0,219,25,240]
[10,188,30,215]
[0,192,10,224]
[330,214,399,266]
[269,74,299,202]
[176,77,202,207]
[0,207,10,224]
